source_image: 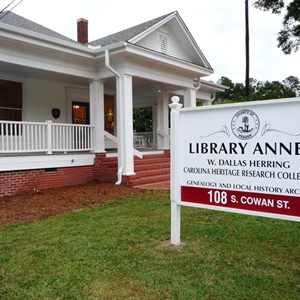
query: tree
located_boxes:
[252,80,296,99]
[133,107,153,132]
[215,77,246,103]
[254,0,300,54]
[283,75,300,95]
[245,0,250,98]
[215,75,298,103]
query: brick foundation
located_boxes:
[0,151,171,197]
[94,153,118,183]
[0,165,94,198]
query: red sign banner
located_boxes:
[181,186,300,217]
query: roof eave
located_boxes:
[200,79,229,92]
[124,43,214,77]
[128,11,177,44]
[0,22,96,56]
[173,14,213,70]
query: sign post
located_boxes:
[169,96,182,246]
[169,96,300,245]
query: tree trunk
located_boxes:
[245,0,250,99]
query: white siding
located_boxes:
[26,79,67,123]
[136,24,191,62]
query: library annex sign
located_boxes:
[169,97,300,244]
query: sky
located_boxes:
[6,0,300,84]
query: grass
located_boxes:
[1,190,299,299]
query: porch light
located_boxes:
[107,108,113,123]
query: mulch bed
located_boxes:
[0,182,147,227]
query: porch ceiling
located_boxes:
[133,77,183,94]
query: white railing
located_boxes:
[134,131,154,148]
[104,130,143,158]
[0,120,94,154]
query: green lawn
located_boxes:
[1,190,299,299]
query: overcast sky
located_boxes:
[7,0,300,84]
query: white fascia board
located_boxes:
[172,15,213,70]
[0,23,96,58]
[0,50,96,79]
[128,12,177,44]
[200,79,229,92]
[93,42,127,59]
[0,154,95,172]
[125,44,214,77]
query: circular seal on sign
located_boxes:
[231,109,260,140]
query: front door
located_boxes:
[72,102,90,124]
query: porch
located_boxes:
[0,120,94,155]
[0,119,166,173]
[0,120,158,156]
[0,119,170,197]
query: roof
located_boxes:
[0,11,75,42]
[0,10,175,48]
[0,10,212,71]
[88,12,174,47]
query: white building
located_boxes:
[0,10,227,196]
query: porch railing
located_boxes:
[0,120,94,154]
[134,131,154,148]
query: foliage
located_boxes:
[133,107,153,132]
[254,0,300,54]
[215,77,245,103]
[1,192,299,299]
[252,79,296,99]
[215,75,298,103]
[283,75,300,95]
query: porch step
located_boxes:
[126,173,170,186]
[98,151,170,186]
[125,151,170,186]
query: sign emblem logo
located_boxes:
[231,109,260,140]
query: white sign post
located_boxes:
[169,96,300,245]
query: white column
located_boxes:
[184,88,196,107]
[117,73,135,175]
[200,100,213,106]
[200,93,216,106]
[156,91,169,150]
[152,105,157,148]
[90,79,105,152]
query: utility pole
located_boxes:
[245,0,250,99]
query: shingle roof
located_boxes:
[0,10,175,48]
[88,12,174,47]
[0,11,75,42]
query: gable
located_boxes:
[135,23,192,64]
[130,14,212,70]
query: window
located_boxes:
[72,102,90,124]
[104,95,114,134]
[0,79,22,121]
